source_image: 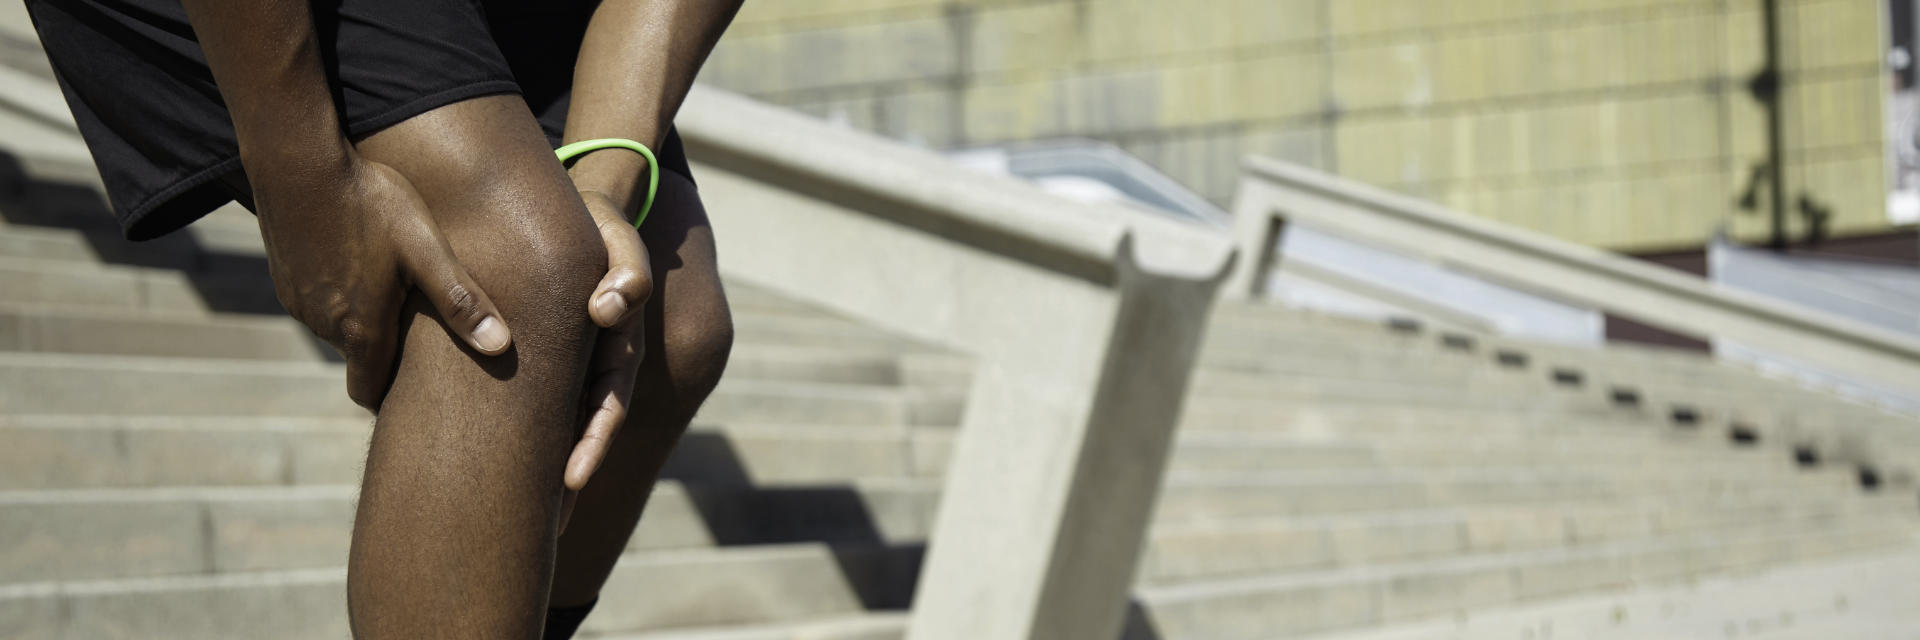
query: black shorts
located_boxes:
[24,0,693,240]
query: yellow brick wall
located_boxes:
[702,0,1897,251]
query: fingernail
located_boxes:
[593,292,627,322]
[473,316,509,352]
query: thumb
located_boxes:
[398,223,511,355]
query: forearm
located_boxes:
[179,0,350,182]
[564,0,742,214]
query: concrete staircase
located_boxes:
[5,34,1919,640]
[4,174,1918,639]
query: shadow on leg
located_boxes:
[548,168,735,610]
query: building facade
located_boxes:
[703,0,1911,256]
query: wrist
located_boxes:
[241,132,356,191]
[566,150,652,216]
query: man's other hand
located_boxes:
[253,152,513,409]
[559,187,654,532]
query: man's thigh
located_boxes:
[343,93,607,637]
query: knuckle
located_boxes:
[442,282,482,321]
[336,316,374,358]
[629,269,655,303]
[597,216,638,243]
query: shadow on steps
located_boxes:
[656,430,1168,637]
[0,150,295,317]
[662,430,923,612]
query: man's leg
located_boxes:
[547,168,735,609]
[342,94,608,638]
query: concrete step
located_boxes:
[1135,519,1919,640]
[0,415,368,490]
[584,613,908,640]
[0,416,959,490]
[727,313,937,353]
[0,210,267,275]
[1140,492,1919,585]
[1180,401,1673,436]
[0,302,329,361]
[1308,544,1920,640]
[1149,468,1865,522]
[1194,352,1795,410]
[1180,374,1880,432]
[0,255,280,316]
[1177,400,1920,483]
[0,479,938,586]
[1205,304,1719,375]
[0,542,920,639]
[835,426,1870,490]
[1168,432,1801,474]
[1182,382,1653,419]
[717,279,853,320]
[0,352,963,425]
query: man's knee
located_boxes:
[636,287,733,428]
[460,214,607,363]
[669,302,734,398]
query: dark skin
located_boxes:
[178,0,741,636]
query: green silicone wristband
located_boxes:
[555,138,659,228]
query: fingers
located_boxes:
[565,322,644,492]
[565,366,635,491]
[341,299,403,410]
[586,200,654,329]
[396,220,512,355]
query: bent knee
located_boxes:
[459,215,607,360]
[355,95,609,353]
[670,304,734,395]
[639,285,734,425]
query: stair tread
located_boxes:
[1137,521,1919,603]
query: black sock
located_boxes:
[542,598,597,640]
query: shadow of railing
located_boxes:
[659,430,922,612]
[659,430,1166,636]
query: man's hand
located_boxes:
[554,0,741,531]
[559,188,654,532]
[254,152,513,409]
[176,0,512,409]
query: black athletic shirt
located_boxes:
[24,0,692,240]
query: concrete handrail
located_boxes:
[1225,155,1920,398]
[680,85,1235,640]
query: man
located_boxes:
[23,0,741,637]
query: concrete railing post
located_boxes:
[906,240,1226,640]
[678,86,1235,640]
[1223,179,1285,299]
